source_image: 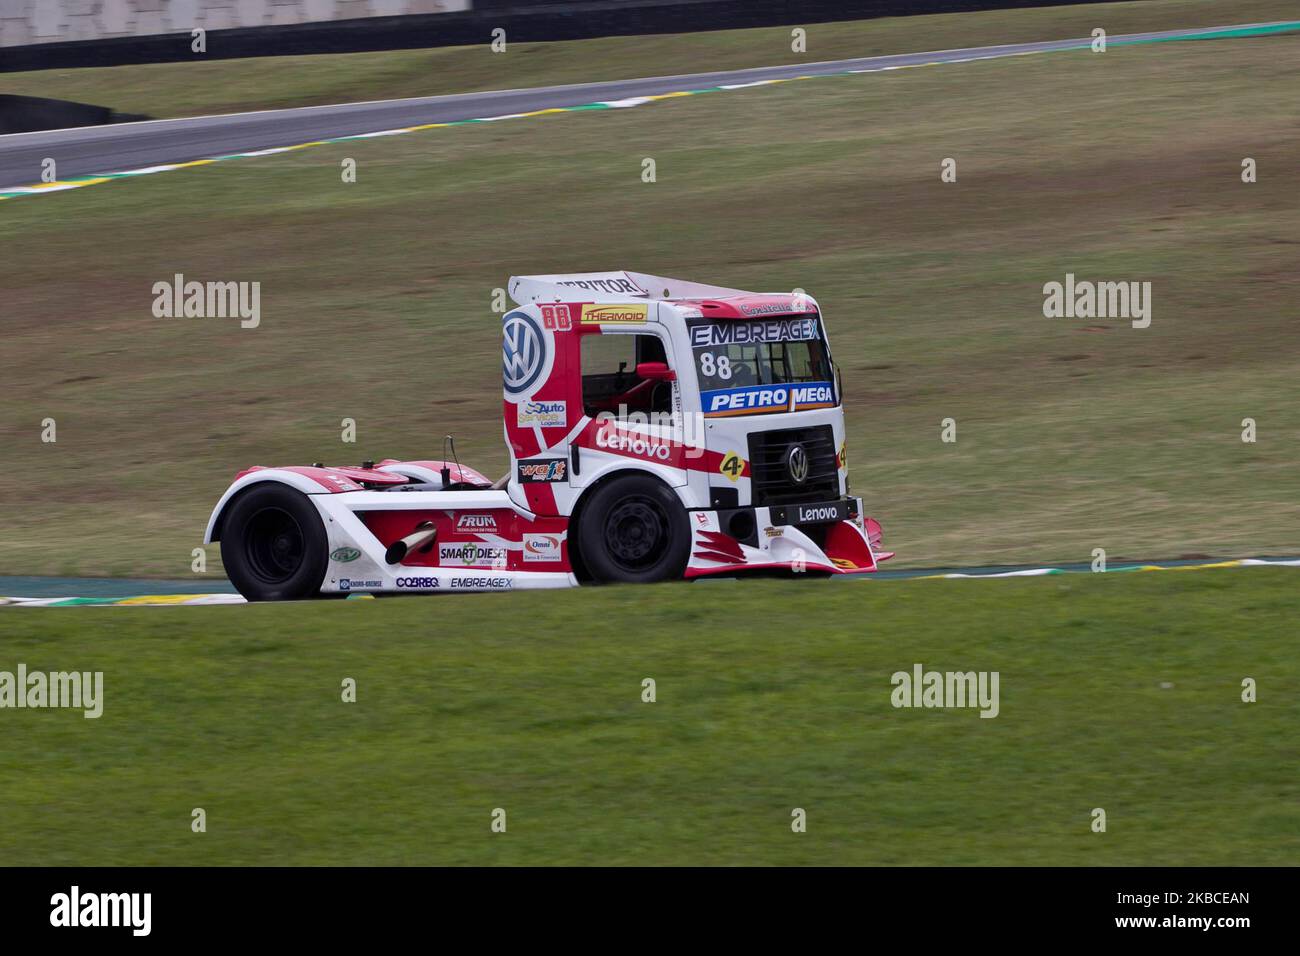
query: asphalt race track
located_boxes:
[0,22,1287,191]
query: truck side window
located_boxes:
[581,333,673,418]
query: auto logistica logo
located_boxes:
[502,310,547,398]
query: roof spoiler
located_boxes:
[509,271,752,306]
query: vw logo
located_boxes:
[786,444,810,485]
[502,310,546,398]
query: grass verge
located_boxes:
[1,569,1295,865]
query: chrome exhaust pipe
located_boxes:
[385,522,437,564]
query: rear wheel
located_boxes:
[220,484,328,601]
[576,474,690,584]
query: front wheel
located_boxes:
[576,474,690,584]
[220,483,329,601]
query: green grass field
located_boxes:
[2,0,1298,578]
[2,570,1295,865]
[3,0,1295,119]
[2,0,1298,867]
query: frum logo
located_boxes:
[152,273,260,328]
[50,886,151,936]
[891,663,1000,718]
[1042,273,1150,328]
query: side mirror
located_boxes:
[636,362,676,382]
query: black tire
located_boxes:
[576,473,690,584]
[220,483,329,601]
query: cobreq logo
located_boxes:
[580,304,648,325]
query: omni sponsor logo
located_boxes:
[523,533,562,562]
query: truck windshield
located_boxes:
[689,315,836,417]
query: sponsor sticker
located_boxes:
[395,576,441,589]
[554,274,648,297]
[689,317,819,347]
[764,527,784,538]
[450,576,512,590]
[330,547,361,563]
[738,301,815,317]
[340,578,383,591]
[517,458,567,483]
[769,500,850,526]
[456,514,500,534]
[593,421,673,462]
[701,381,836,417]
[540,304,572,331]
[440,543,508,568]
[719,450,744,482]
[522,533,562,563]
[518,399,568,429]
[580,303,648,325]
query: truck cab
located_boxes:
[502,271,890,581]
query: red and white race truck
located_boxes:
[205,271,892,599]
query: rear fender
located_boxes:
[204,468,342,544]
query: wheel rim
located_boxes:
[244,507,305,584]
[604,495,669,571]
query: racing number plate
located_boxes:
[769,499,851,526]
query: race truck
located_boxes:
[204,271,892,600]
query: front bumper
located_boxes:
[684,496,892,578]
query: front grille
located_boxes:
[747,425,840,507]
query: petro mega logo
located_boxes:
[702,381,836,417]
